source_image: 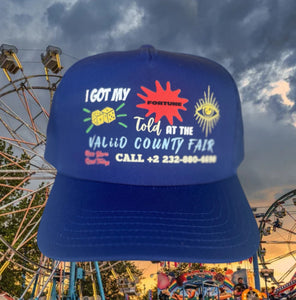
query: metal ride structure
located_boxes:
[116,264,139,297]
[257,189,296,286]
[0,43,62,298]
[0,44,131,299]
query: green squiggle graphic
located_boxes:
[118,122,127,128]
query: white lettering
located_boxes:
[111,88,122,101]
[85,89,90,102]
[111,88,130,101]
[89,135,128,150]
[90,88,98,102]
[188,138,215,153]
[85,87,126,102]
[179,126,193,135]
[166,125,177,135]
[122,88,131,100]
[116,153,145,163]
[134,137,184,154]
[134,116,162,136]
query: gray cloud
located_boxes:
[288,76,296,112]
[128,0,199,50]
[239,102,296,200]
[12,13,32,28]
[266,95,291,121]
[41,0,296,77]
[45,0,139,56]
[46,2,66,25]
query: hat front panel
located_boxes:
[45,48,242,186]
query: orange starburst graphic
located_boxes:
[136,80,188,125]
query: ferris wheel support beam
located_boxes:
[0,74,62,94]
[25,86,49,118]
[0,137,50,166]
[68,262,77,300]
[94,261,106,300]
[0,204,42,264]
[253,252,261,290]
[0,234,52,273]
[19,267,43,300]
[0,249,39,273]
[0,220,40,274]
[21,88,40,143]
[0,182,52,210]
[265,250,296,264]
[0,136,36,145]
[33,261,60,300]
[13,193,36,241]
[0,175,29,204]
[278,261,296,283]
[11,194,45,250]
[0,99,46,144]
[0,150,27,171]
[0,184,34,197]
[15,215,41,250]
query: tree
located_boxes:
[142,286,158,300]
[161,263,207,278]
[79,261,143,299]
[0,139,45,297]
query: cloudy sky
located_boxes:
[0,0,295,207]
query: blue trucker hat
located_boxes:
[37,45,259,262]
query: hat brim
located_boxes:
[37,174,259,262]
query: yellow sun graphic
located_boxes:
[194,86,220,137]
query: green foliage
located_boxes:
[162,263,206,278]
[80,261,143,299]
[0,264,23,297]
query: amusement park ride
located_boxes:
[0,44,295,299]
[0,44,137,299]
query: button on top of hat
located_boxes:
[140,45,156,60]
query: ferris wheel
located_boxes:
[0,44,124,299]
[258,189,296,285]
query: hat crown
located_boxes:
[45,46,243,185]
[39,47,259,263]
